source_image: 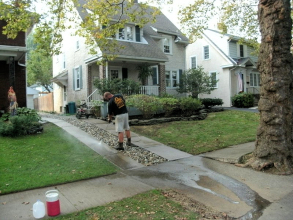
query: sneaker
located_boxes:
[126,138,131,146]
[114,143,124,151]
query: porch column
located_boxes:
[88,65,92,96]
[158,63,166,95]
[99,65,105,79]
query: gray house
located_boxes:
[186,29,259,107]
[52,1,189,113]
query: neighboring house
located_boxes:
[30,83,52,96]
[186,29,259,107]
[0,20,29,113]
[52,0,189,113]
[26,87,39,109]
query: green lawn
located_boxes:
[131,110,260,155]
[0,123,118,194]
[54,189,200,220]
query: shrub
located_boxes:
[232,93,254,108]
[159,97,179,116]
[179,97,202,116]
[200,98,223,109]
[94,78,141,96]
[126,95,161,119]
[0,115,42,137]
[0,107,40,122]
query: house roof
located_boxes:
[27,87,39,95]
[76,0,188,63]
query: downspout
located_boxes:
[18,52,26,67]
[105,60,109,79]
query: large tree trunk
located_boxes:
[251,0,293,174]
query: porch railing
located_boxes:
[86,86,159,107]
[139,86,159,96]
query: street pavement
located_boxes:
[1,111,293,220]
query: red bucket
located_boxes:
[45,190,60,216]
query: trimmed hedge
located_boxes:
[200,98,223,108]
[231,93,254,108]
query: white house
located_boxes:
[26,87,39,109]
[186,29,259,107]
[51,0,189,113]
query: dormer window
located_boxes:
[238,44,247,57]
[163,36,172,54]
[115,25,140,42]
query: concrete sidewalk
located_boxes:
[1,117,293,220]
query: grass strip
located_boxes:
[0,123,118,194]
[54,189,199,220]
[131,110,259,155]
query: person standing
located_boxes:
[103,92,131,150]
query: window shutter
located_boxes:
[73,68,75,91]
[179,69,182,81]
[135,26,141,42]
[79,65,83,89]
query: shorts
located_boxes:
[115,113,130,132]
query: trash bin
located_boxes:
[68,102,76,114]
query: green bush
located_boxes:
[232,93,254,108]
[126,95,161,119]
[200,98,223,109]
[159,97,179,116]
[94,78,141,96]
[179,97,202,116]
[0,115,42,137]
[0,107,40,122]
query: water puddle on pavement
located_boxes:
[174,156,271,220]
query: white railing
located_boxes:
[139,86,159,96]
[87,89,102,107]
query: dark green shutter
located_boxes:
[135,26,140,42]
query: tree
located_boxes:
[137,64,153,85]
[177,67,218,99]
[26,32,53,92]
[247,0,293,174]
[177,0,293,173]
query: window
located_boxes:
[73,65,82,90]
[75,67,81,90]
[126,26,133,41]
[250,73,260,87]
[165,70,179,88]
[210,71,218,88]
[111,70,119,79]
[119,28,125,40]
[152,66,158,85]
[163,37,171,54]
[239,45,244,57]
[203,46,209,60]
[191,56,197,69]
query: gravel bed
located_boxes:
[40,113,168,166]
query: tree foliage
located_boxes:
[177,67,218,98]
[26,32,53,92]
[0,0,161,61]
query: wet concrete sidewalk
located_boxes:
[1,117,293,220]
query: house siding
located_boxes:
[229,41,238,58]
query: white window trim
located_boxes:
[74,66,81,90]
[203,45,210,60]
[109,66,122,79]
[165,70,179,88]
[163,35,172,54]
[190,56,197,69]
[250,72,260,87]
[61,53,66,70]
[209,71,218,88]
[116,25,135,42]
[76,39,80,51]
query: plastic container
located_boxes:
[45,190,61,216]
[33,200,45,219]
